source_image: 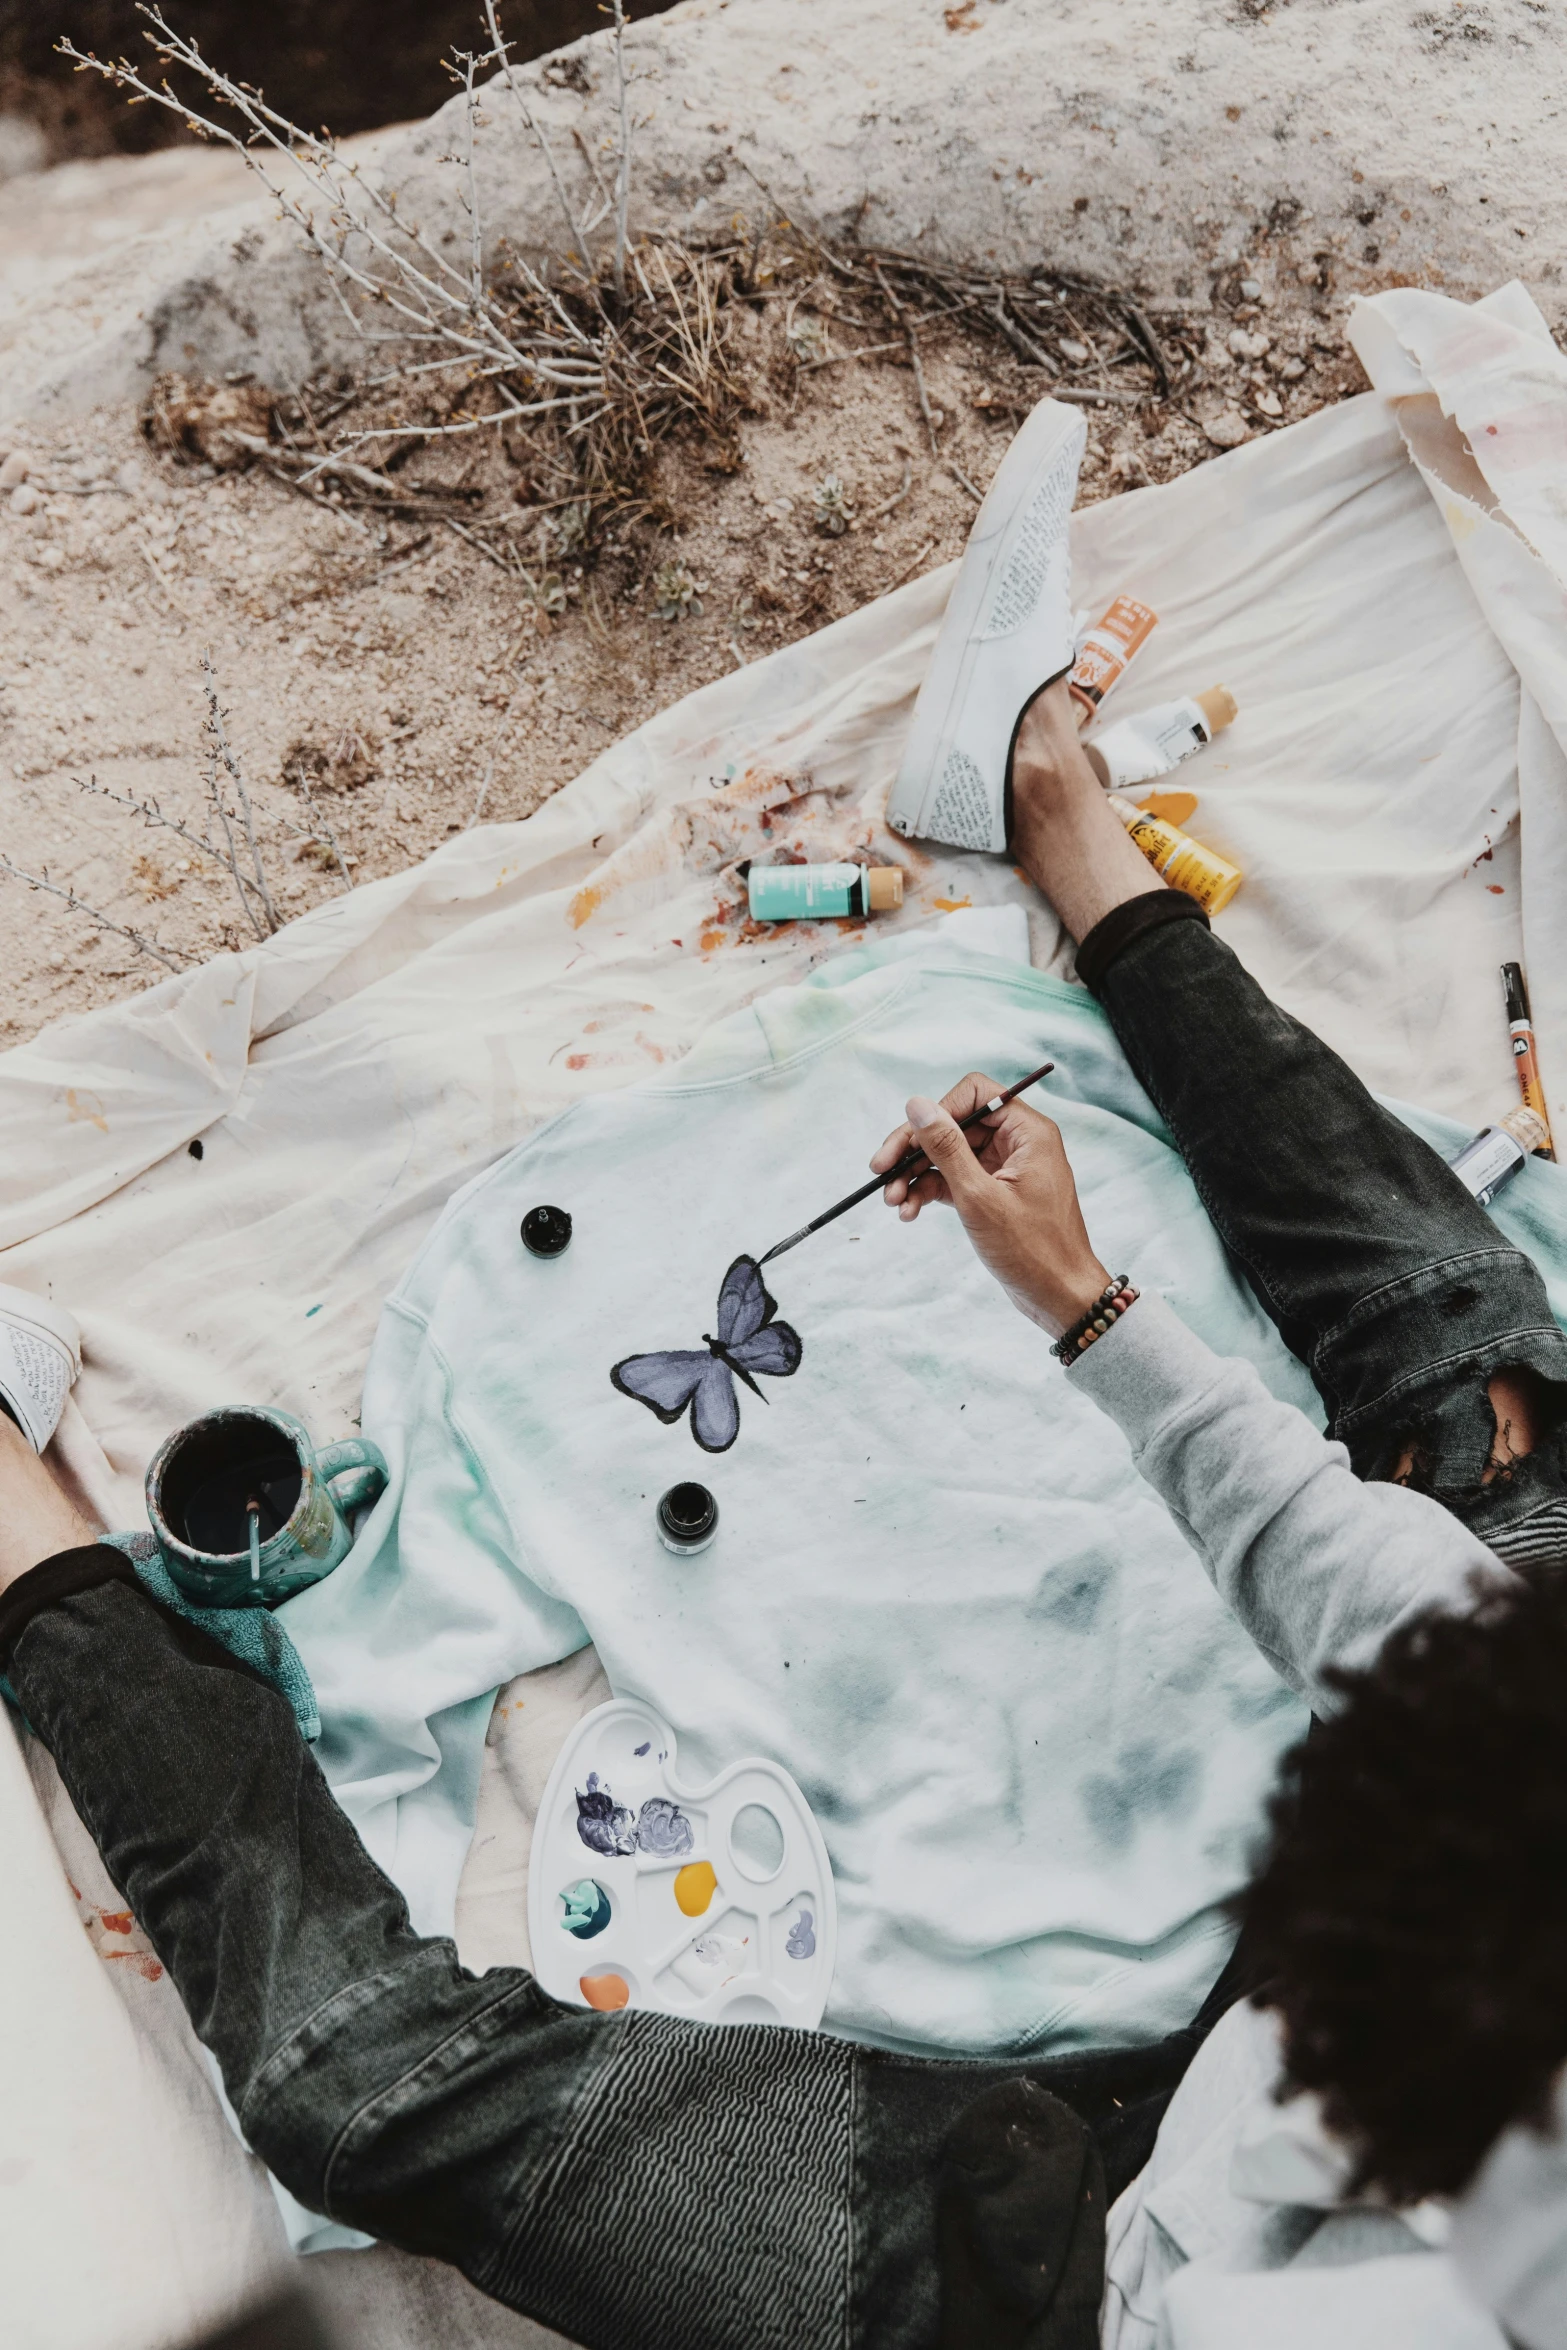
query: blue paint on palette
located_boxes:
[786,1907,816,1960]
[559,1878,613,1939]
[634,1741,651,1756]
[576,1771,637,1857]
[635,1795,694,1856]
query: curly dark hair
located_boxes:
[1235,1575,1567,2205]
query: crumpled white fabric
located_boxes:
[5,283,1567,2347]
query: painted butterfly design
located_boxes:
[611,1254,803,1454]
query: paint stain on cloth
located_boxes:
[77,1896,164,1982]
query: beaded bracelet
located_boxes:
[1051,1277,1139,1366]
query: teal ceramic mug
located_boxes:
[145,1405,388,1609]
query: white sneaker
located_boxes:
[0,1283,81,1453]
[887,396,1086,854]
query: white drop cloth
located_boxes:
[4,283,1567,2350]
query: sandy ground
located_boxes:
[0,163,1369,1043]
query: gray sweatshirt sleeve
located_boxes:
[1070,1291,1513,1712]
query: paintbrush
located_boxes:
[758,1060,1056,1267]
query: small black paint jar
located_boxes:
[657,1481,719,1557]
[521,1204,573,1257]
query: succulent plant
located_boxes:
[786,312,829,364]
[813,473,853,537]
[544,499,594,560]
[651,560,705,622]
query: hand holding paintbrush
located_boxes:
[868,1069,1116,1338]
[758,1062,1055,1265]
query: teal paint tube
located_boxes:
[746,862,904,921]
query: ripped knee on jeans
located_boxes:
[1389,1365,1559,1495]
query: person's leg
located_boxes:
[1008,683,1567,1542]
[0,1414,1132,2350]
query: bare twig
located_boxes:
[1050,385,1142,407]
[610,0,631,305]
[0,855,185,972]
[481,0,591,262]
[888,536,939,589]
[62,11,608,413]
[1122,302,1172,395]
[443,513,513,569]
[466,678,529,828]
[284,761,355,894]
[76,771,258,889]
[988,294,1053,371]
[202,651,281,937]
[944,461,984,503]
[458,49,484,318]
[905,325,939,455]
[865,455,913,521]
[570,124,616,229]
[803,339,905,370]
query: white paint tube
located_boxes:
[1449,1105,1552,1208]
[1084,686,1238,792]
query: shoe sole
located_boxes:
[889,397,1086,843]
[0,1281,81,1373]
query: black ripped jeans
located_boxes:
[7,897,1566,2350]
[1082,893,1567,1568]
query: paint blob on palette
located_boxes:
[527,1697,837,2031]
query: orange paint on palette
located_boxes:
[580,1971,631,2012]
[1138,789,1199,828]
[932,895,972,913]
[568,884,604,929]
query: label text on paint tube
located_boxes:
[1069,595,1158,718]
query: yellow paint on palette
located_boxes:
[674,1860,718,1916]
[580,1971,630,2011]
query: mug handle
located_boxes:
[318,1435,389,1525]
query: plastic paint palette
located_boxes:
[528,1698,837,2030]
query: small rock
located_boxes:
[0,451,30,490]
[9,482,39,516]
[1280,356,1307,381]
[1239,277,1263,298]
[1254,389,1284,418]
[1057,337,1091,366]
[1228,328,1271,361]
[116,460,143,493]
[1203,410,1251,450]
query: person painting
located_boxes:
[3,398,1565,2350]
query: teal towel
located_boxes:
[99,1532,321,1742]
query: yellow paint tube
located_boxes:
[1107,792,1243,915]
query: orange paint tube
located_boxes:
[1069,595,1159,727]
[1501,963,1555,1158]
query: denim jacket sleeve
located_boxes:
[1070,1291,1515,1712]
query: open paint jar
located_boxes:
[656,1481,718,1557]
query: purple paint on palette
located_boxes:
[634,1742,650,1756]
[576,1771,636,1858]
[635,1796,694,1856]
[786,1908,816,1960]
